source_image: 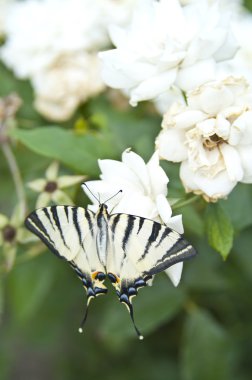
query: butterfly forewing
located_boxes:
[25,206,107,299]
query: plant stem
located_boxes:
[172,195,199,210]
[1,141,26,214]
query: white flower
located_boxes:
[0,204,33,271]
[83,149,184,287]
[156,76,252,201]
[99,0,238,107]
[221,10,252,87]
[0,0,13,36]
[33,52,104,121]
[27,161,85,208]
[1,0,106,78]
[0,0,136,120]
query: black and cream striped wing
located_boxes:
[25,206,107,300]
[107,213,196,304]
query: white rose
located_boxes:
[99,0,238,107]
[33,52,104,121]
[156,77,252,201]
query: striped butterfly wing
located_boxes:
[106,213,196,338]
[25,206,107,303]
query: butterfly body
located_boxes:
[25,201,197,339]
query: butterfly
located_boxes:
[25,185,197,339]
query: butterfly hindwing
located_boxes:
[107,212,196,299]
[25,206,107,300]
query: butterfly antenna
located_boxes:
[104,190,123,204]
[127,302,144,341]
[82,182,100,204]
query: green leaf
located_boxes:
[11,126,114,176]
[205,203,234,260]
[11,96,161,175]
[181,308,233,380]
[100,274,185,345]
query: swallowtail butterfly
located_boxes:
[25,185,196,339]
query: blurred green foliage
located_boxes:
[1,18,252,380]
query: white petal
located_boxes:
[237,145,252,183]
[220,144,243,182]
[197,118,216,136]
[165,215,184,234]
[164,109,207,130]
[36,192,51,208]
[180,160,236,199]
[98,159,140,191]
[99,50,154,89]
[3,244,17,272]
[122,149,150,194]
[130,69,177,106]
[45,161,59,181]
[165,262,183,287]
[27,178,47,192]
[147,151,168,196]
[154,87,185,114]
[83,180,123,208]
[156,129,188,162]
[177,59,216,92]
[0,214,8,228]
[189,84,235,116]
[114,193,157,220]
[156,194,172,223]
[229,111,252,146]
[52,190,74,205]
[57,175,85,189]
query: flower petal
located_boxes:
[156,194,172,223]
[52,190,74,205]
[98,159,141,191]
[0,214,8,229]
[177,59,216,92]
[237,145,252,183]
[188,78,235,115]
[166,215,184,234]
[57,175,85,189]
[122,149,150,194]
[180,160,236,200]
[220,144,243,182]
[3,244,17,272]
[36,192,51,208]
[45,161,59,181]
[165,262,183,287]
[130,68,178,106]
[156,129,188,162]
[83,180,123,210]
[114,193,157,220]
[147,151,168,196]
[27,178,47,192]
